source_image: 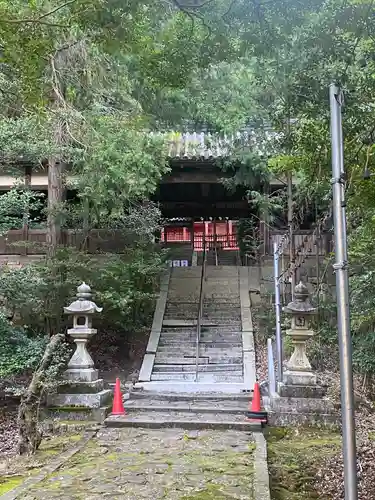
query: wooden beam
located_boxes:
[161,171,229,184]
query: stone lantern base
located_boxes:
[266,382,339,427]
[283,369,317,387]
[47,367,112,421]
[47,380,112,409]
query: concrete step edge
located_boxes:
[130,392,252,401]
[105,416,261,431]
[124,404,248,414]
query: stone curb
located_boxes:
[0,430,97,500]
[253,433,271,500]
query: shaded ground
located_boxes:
[0,432,85,495]
[0,401,19,459]
[10,428,255,500]
[267,427,341,500]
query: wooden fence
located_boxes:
[269,230,332,256]
[0,229,134,255]
[0,228,333,256]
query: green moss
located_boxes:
[48,406,90,412]
[0,476,24,494]
[44,479,62,490]
[54,420,97,426]
[267,427,341,500]
[181,484,236,499]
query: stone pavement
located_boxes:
[20,428,256,500]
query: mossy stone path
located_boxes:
[20,428,255,500]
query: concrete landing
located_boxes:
[134,381,252,393]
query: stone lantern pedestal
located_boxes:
[46,283,112,421]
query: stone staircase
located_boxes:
[197,249,239,266]
[137,265,256,393]
[149,266,244,384]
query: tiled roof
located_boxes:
[150,130,277,160]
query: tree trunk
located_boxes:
[17,334,64,455]
[47,159,64,257]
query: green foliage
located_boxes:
[0,187,44,234]
[0,244,166,334]
[0,314,46,378]
[236,218,260,260]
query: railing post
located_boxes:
[267,338,276,396]
[195,238,206,382]
[273,242,283,383]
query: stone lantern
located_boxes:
[47,283,111,419]
[64,282,102,383]
[283,281,317,386]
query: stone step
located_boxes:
[159,332,242,340]
[160,328,196,334]
[156,351,242,358]
[162,319,219,327]
[105,411,260,431]
[202,313,241,319]
[130,391,252,401]
[154,357,208,365]
[151,373,244,382]
[202,302,241,308]
[156,349,242,357]
[165,306,198,313]
[202,297,240,302]
[158,340,243,348]
[134,381,252,394]
[154,356,243,372]
[161,326,242,334]
[153,364,243,373]
[203,294,240,299]
[155,351,242,364]
[166,300,240,307]
[160,330,242,337]
[124,400,248,413]
[201,326,243,333]
[159,341,243,348]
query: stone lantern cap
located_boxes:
[64,282,103,315]
[283,281,317,315]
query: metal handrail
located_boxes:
[195,239,207,382]
[214,235,218,266]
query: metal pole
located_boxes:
[267,338,276,396]
[287,173,295,299]
[329,83,358,500]
[273,242,283,382]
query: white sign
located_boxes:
[168,260,190,267]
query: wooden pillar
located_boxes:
[22,165,32,256]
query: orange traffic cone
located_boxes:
[245,382,267,424]
[111,378,126,415]
[251,382,261,412]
